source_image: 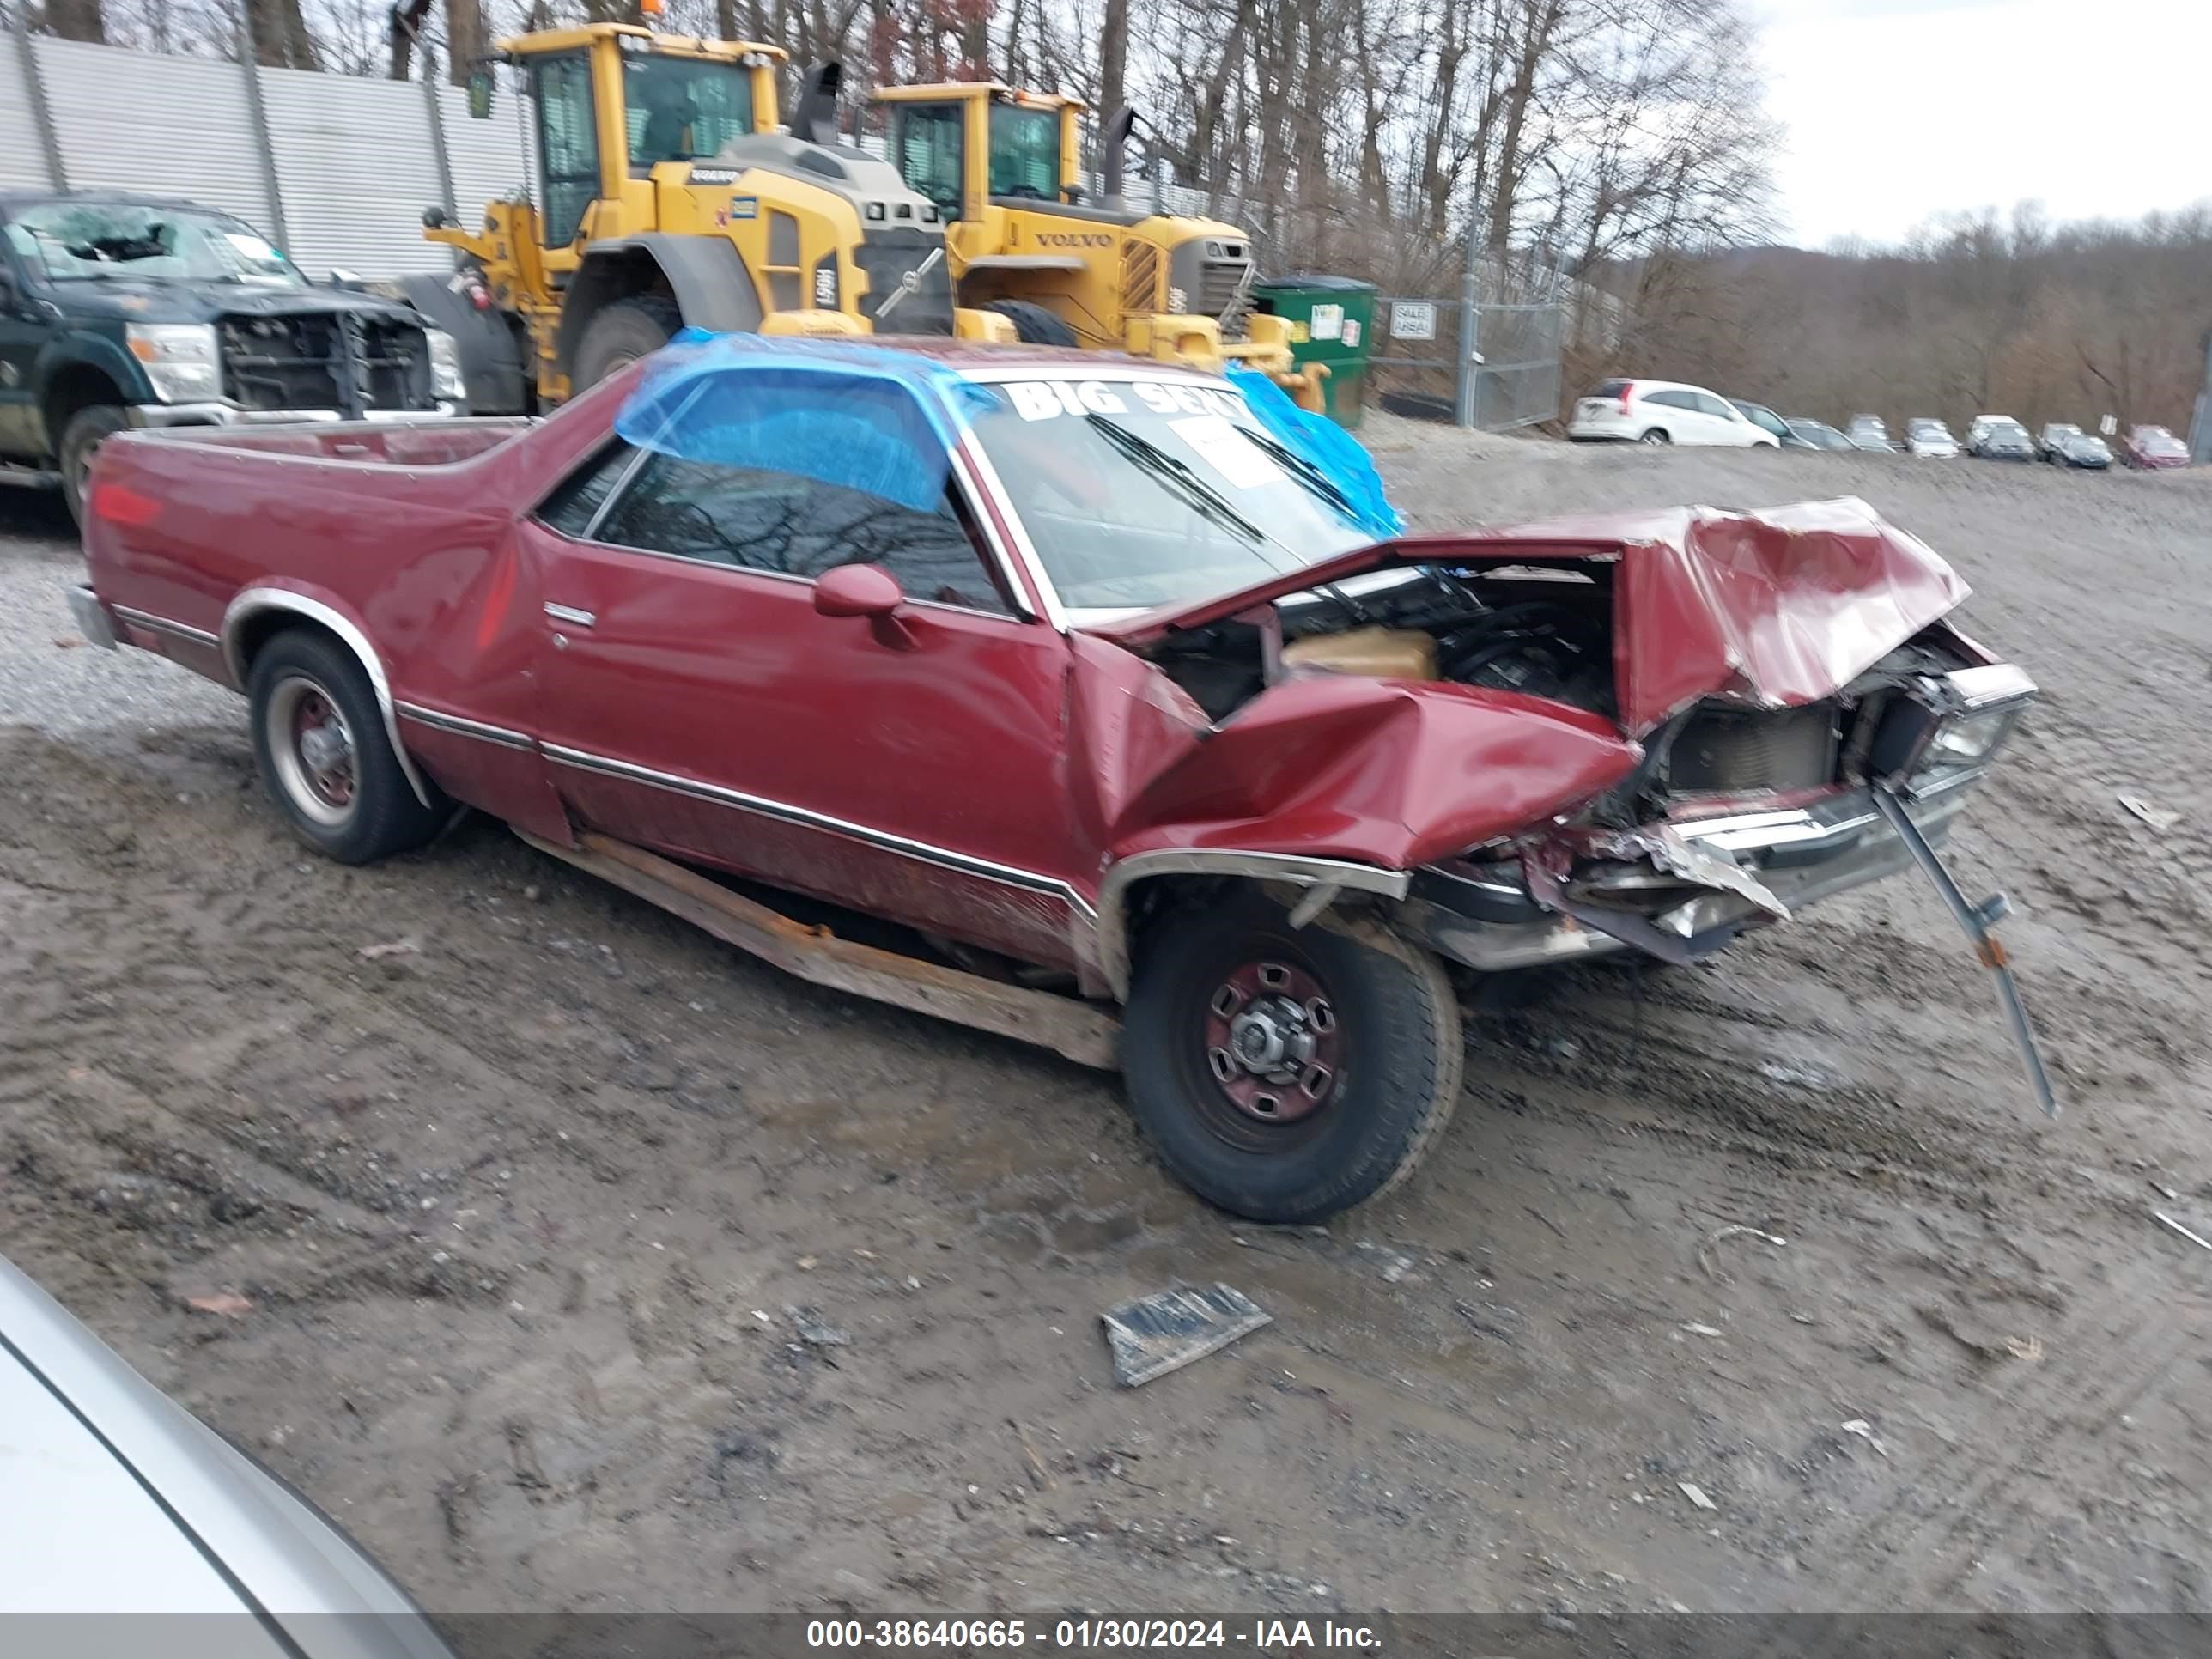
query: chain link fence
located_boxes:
[1367,295,1565,431]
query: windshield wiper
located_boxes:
[1081,413,1283,557]
[1235,425,1368,526]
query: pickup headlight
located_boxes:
[126,324,221,404]
[425,329,466,403]
[1869,664,2036,795]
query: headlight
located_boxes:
[126,324,220,404]
[1869,664,2035,794]
[425,329,466,402]
[1923,705,2017,768]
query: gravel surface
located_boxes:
[3,432,2209,1617]
[0,491,232,745]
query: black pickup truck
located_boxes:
[0,189,466,523]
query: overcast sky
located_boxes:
[1755,0,2212,248]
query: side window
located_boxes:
[1694,393,1735,420]
[894,104,965,216]
[988,106,1059,198]
[536,441,637,538]
[596,453,1013,617]
[1643,390,1690,411]
[534,53,600,248]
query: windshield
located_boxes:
[3,200,299,285]
[625,56,755,167]
[988,106,1060,198]
[968,374,1376,615]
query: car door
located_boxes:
[0,222,46,459]
[1634,389,1686,441]
[1692,392,1747,444]
[519,441,1090,969]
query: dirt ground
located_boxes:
[3,429,2209,1617]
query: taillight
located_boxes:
[1619,380,1634,414]
[90,480,161,527]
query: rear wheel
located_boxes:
[246,630,445,864]
[59,404,130,527]
[572,295,683,392]
[1122,887,1463,1223]
[981,299,1079,348]
[1638,427,1671,446]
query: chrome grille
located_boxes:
[1668,703,1838,796]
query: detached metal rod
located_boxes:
[1872,784,2057,1118]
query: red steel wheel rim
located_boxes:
[1200,958,1341,1124]
[291,690,355,807]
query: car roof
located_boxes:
[0,186,236,216]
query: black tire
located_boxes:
[981,299,1079,348]
[246,630,445,865]
[1122,887,1464,1223]
[572,295,683,392]
[59,404,131,528]
[1638,427,1671,446]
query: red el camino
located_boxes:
[70,336,2041,1221]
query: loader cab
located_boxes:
[505,26,786,262]
[878,84,1084,229]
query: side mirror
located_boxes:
[466,68,495,119]
[813,563,912,647]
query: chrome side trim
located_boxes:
[541,742,1096,915]
[220,588,434,809]
[110,603,218,649]
[395,702,533,751]
[1092,848,1412,999]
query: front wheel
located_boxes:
[247,630,446,864]
[1122,888,1464,1222]
[1638,427,1671,446]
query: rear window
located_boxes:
[1587,380,1630,398]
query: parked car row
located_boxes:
[1570,380,2191,470]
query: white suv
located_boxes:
[1569,379,1780,447]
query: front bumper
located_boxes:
[129,401,461,428]
[1404,778,1979,972]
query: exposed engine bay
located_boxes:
[1140,556,1982,826]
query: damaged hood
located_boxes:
[1093,498,1972,735]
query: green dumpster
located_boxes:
[1250,275,1378,428]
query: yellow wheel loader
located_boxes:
[392,19,964,413]
[868,82,1323,408]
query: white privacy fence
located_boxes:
[3,21,532,278]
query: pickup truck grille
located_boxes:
[1668,702,1838,796]
[217,314,435,416]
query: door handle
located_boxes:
[544,602,596,628]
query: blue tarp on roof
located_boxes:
[614,330,997,513]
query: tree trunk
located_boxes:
[46,0,107,44]
[1098,0,1127,125]
[249,0,324,70]
[446,0,487,85]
